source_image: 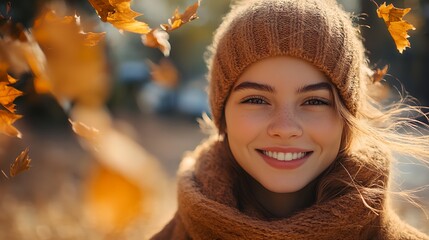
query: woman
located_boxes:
[152,0,429,239]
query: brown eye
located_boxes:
[303,98,329,106]
[241,97,268,105]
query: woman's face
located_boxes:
[225,56,344,193]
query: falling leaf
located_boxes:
[33,9,109,105]
[83,32,106,47]
[147,58,178,88]
[161,0,201,32]
[0,110,21,138]
[87,0,151,34]
[34,10,106,49]
[69,119,100,143]
[0,18,50,93]
[142,29,171,57]
[372,65,388,83]
[376,2,415,53]
[0,81,22,112]
[9,147,31,177]
[84,163,143,231]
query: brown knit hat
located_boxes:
[207,0,367,131]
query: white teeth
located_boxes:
[263,151,307,161]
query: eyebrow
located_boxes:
[232,81,332,94]
[297,82,332,93]
[233,81,275,93]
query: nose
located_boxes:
[267,109,303,138]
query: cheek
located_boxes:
[225,104,268,145]
[303,112,343,148]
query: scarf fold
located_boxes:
[152,137,429,240]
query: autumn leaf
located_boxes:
[376,2,415,53]
[147,58,178,88]
[161,0,201,32]
[372,65,388,83]
[83,32,106,47]
[84,163,143,231]
[9,147,31,177]
[87,0,151,34]
[142,29,171,57]
[33,9,109,105]
[34,10,105,49]
[0,81,22,112]
[0,110,22,138]
[69,119,100,143]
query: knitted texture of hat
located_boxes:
[207,0,366,130]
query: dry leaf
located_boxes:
[0,109,22,138]
[376,2,415,53]
[147,58,178,88]
[161,0,200,32]
[0,81,22,112]
[34,10,105,49]
[83,32,106,47]
[33,9,109,106]
[84,163,143,231]
[372,65,388,83]
[9,147,31,177]
[69,119,100,143]
[87,0,151,34]
[142,29,171,57]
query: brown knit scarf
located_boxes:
[152,138,429,240]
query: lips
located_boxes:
[256,148,313,170]
[262,150,308,161]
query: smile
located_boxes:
[262,151,308,161]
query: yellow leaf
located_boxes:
[376,2,415,53]
[87,0,151,34]
[372,65,388,83]
[141,29,171,57]
[0,110,21,138]
[0,81,22,112]
[83,32,106,47]
[161,0,201,32]
[9,147,31,177]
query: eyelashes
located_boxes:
[240,96,331,106]
[303,98,331,106]
[240,96,269,105]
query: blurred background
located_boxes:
[0,0,428,239]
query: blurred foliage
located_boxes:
[0,0,428,239]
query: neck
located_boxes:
[247,176,318,219]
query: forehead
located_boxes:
[236,56,329,86]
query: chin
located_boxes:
[260,179,308,193]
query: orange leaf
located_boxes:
[69,119,100,143]
[83,32,106,47]
[84,163,143,231]
[9,147,31,177]
[34,10,105,49]
[161,0,201,32]
[376,2,415,53]
[0,81,22,112]
[33,9,109,104]
[142,29,171,57]
[372,65,389,83]
[87,0,151,34]
[147,58,179,88]
[0,110,21,138]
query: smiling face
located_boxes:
[224,56,344,193]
